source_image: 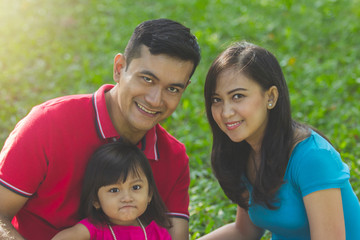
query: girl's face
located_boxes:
[93,169,152,226]
[211,69,275,151]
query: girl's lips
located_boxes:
[225,121,242,130]
[120,205,136,209]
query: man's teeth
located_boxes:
[138,103,157,114]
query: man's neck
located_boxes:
[104,90,146,144]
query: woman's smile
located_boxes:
[225,121,243,130]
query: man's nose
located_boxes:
[144,86,162,107]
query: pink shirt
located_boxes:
[80,219,172,240]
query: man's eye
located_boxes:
[168,87,179,93]
[143,76,152,83]
[109,188,119,193]
[132,185,141,190]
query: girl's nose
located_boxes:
[120,190,133,202]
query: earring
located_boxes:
[269,103,272,107]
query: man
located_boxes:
[0,18,200,240]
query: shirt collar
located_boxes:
[92,84,159,161]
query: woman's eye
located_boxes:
[233,94,244,99]
[211,97,221,103]
[132,185,141,190]
[109,188,119,193]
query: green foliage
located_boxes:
[0,0,359,239]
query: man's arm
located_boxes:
[0,185,28,240]
[168,217,189,240]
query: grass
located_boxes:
[1,0,359,239]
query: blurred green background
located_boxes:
[0,0,359,239]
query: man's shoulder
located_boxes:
[39,93,93,108]
[20,93,94,130]
[30,93,93,117]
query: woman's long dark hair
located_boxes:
[204,41,296,209]
[79,140,172,228]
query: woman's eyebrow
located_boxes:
[227,88,247,95]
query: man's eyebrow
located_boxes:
[140,70,159,81]
[170,83,186,89]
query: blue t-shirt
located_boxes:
[246,131,360,239]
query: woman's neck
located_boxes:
[246,150,261,185]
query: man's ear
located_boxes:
[185,79,191,89]
[113,53,126,83]
[266,86,279,109]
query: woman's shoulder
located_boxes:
[292,129,336,157]
[287,130,350,196]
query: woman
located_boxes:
[199,41,360,239]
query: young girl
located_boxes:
[199,41,360,239]
[52,141,172,240]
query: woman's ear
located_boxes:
[266,86,279,109]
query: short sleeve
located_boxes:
[291,135,350,197]
[165,153,190,219]
[154,125,190,220]
[79,218,105,239]
[0,105,49,197]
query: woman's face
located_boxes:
[211,68,274,150]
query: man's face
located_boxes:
[110,46,194,139]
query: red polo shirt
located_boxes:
[0,84,190,240]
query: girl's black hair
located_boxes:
[79,140,172,228]
[204,41,296,209]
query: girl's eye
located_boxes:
[109,188,119,193]
[132,185,141,190]
[168,87,179,93]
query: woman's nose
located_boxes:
[221,102,235,119]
